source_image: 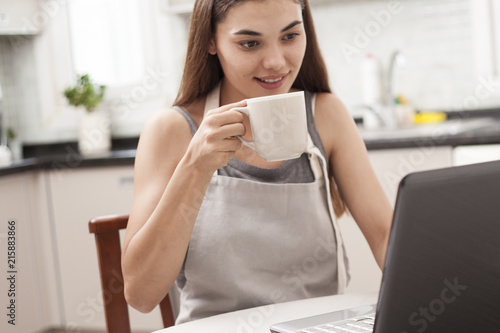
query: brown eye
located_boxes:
[283,33,299,41]
[240,40,259,49]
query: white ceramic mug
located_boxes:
[231,91,308,162]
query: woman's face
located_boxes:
[211,0,306,103]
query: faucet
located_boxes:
[358,51,406,129]
[377,50,405,128]
[386,51,405,107]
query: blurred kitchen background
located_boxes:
[1,0,500,332]
[0,0,499,146]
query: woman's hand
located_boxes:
[184,100,247,175]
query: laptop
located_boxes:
[271,160,500,333]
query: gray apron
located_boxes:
[175,85,349,324]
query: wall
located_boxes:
[311,0,500,112]
[1,0,500,145]
[0,35,40,142]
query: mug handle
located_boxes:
[231,107,256,151]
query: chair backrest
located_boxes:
[89,214,175,333]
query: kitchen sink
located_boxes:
[357,117,495,141]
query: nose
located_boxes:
[262,44,286,71]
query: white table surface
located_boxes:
[154,292,378,333]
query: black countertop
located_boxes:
[2,111,500,177]
[0,149,136,177]
[360,117,500,150]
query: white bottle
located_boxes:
[360,53,383,106]
[0,145,13,167]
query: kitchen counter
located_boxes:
[2,112,500,177]
[361,116,500,150]
[0,149,136,177]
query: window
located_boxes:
[28,0,185,142]
[67,0,145,87]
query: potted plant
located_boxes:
[7,127,22,161]
[64,74,111,156]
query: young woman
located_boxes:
[122,0,392,324]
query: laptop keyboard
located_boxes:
[298,314,375,333]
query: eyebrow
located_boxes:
[233,20,303,36]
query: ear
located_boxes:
[208,38,217,55]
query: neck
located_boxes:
[219,79,247,106]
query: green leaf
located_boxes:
[63,74,106,112]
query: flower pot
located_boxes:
[78,110,111,156]
[8,139,22,161]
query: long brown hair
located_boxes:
[174,0,346,217]
[174,0,331,106]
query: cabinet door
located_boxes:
[368,146,453,204]
[340,146,453,294]
[0,0,40,34]
[453,144,500,166]
[0,173,43,332]
[48,165,164,331]
[27,171,63,330]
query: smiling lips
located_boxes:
[255,74,288,89]
[259,77,283,83]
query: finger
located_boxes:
[220,137,243,152]
[218,122,246,139]
[205,109,245,128]
[206,100,247,116]
[207,123,245,143]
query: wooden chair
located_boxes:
[89,214,175,332]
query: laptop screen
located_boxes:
[374,160,500,332]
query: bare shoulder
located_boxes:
[134,108,193,188]
[314,92,352,125]
[313,92,360,157]
[138,108,192,158]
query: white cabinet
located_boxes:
[367,146,453,205]
[0,171,56,333]
[0,0,41,34]
[47,165,164,331]
[340,146,453,294]
[27,171,64,330]
[453,144,500,166]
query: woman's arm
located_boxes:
[121,101,245,313]
[314,93,393,269]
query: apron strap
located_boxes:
[205,82,222,176]
[204,82,221,116]
[307,142,348,294]
[306,93,347,291]
[306,135,323,181]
